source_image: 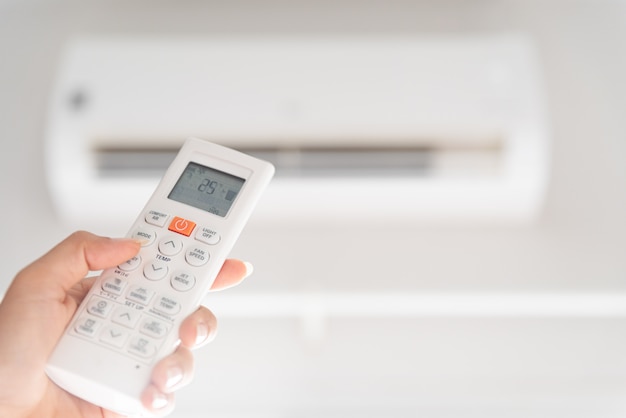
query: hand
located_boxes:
[0,231,251,418]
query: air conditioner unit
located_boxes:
[45,36,549,232]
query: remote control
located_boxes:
[46,137,274,416]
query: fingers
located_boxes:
[140,384,176,416]
[178,305,219,349]
[9,232,250,301]
[150,346,195,394]
[0,232,141,361]
[176,258,253,349]
[140,344,195,415]
[210,259,253,291]
[141,257,253,414]
[141,308,213,415]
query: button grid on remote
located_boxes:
[71,209,218,362]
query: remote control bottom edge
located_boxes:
[46,364,153,417]
[46,336,156,417]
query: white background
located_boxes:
[1,1,626,417]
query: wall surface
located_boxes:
[1,1,625,417]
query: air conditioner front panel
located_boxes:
[45,36,549,230]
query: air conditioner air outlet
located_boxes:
[93,138,503,179]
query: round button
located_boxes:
[153,295,182,315]
[195,226,221,245]
[158,237,183,256]
[145,210,169,227]
[131,228,156,246]
[118,255,141,272]
[170,271,196,292]
[185,246,210,267]
[143,260,169,281]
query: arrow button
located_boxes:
[100,325,129,348]
[112,307,141,328]
[158,237,183,256]
[144,260,168,281]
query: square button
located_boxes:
[168,216,196,237]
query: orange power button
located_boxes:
[168,216,196,236]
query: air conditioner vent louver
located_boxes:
[94,140,502,179]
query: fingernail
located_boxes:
[166,366,184,389]
[112,237,145,246]
[129,238,148,246]
[243,261,254,278]
[151,392,168,409]
[195,322,210,346]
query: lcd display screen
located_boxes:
[168,162,245,217]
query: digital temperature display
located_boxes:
[168,162,245,217]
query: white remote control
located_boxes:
[46,137,274,416]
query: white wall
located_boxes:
[1,1,626,417]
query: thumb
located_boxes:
[9,231,140,301]
[0,231,140,356]
[0,232,139,410]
